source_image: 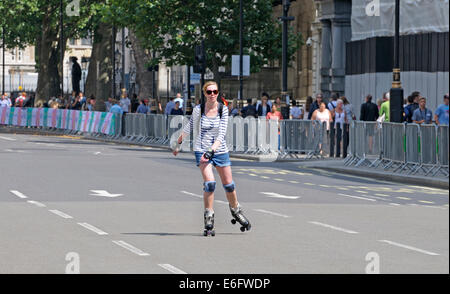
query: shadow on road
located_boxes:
[122,232,243,237]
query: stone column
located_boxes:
[330,19,351,95]
[320,19,332,97]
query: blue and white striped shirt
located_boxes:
[183,104,229,154]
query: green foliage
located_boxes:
[106,0,303,73]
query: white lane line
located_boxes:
[77,223,108,235]
[215,200,227,204]
[355,190,369,194]
[158,264,187,274]
[378,240,440,256]
[308,221,359,234]
[10,190,28,199]
[389,203,401,206]
[112,240,150,256]
[27,200,46,208]
[35,142,56,147]
[375,193,390,197]
[418,200,435,204]
[338,193,377,202]
[253,209,290,218]
[260,192,300,200]
[180,191,203,199]
[49,209,73,219]
[0,136,16,141]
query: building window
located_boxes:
[81,37,92,46]
[69,39,76,45]
[18,50,23,62]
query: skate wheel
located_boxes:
[203,230,208,236]
[240,226,245,232]
[211,231,215,237]
[231,219,237,225]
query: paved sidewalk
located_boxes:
[1,125,448,189]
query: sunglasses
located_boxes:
[206,90,219,95]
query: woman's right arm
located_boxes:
[179,105,198,143]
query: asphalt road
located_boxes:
[0,133,448,274]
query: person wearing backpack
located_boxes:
[404,93,420,123]
[172,81,251,236]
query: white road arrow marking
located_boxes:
[260,192,300,200]
[89,190,123,198]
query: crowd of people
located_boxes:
[1,88,448,158]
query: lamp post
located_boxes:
[389,0,403,123]
[121,28,126,92]
[115,48,121,99]
[60,0,64,98]
[2,27,5,95]
[281,0,294,119]
[239,0,243,101]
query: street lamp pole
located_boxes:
[122,28,126,92]
[2,27,5,95]
[112,26,116,99]
[389,0,403,123]
[239,0,243,101]
[60,0,64,98]
[281,0,294,119]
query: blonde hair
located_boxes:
[202,81,218,93]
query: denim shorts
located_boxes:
[195,152,232,167]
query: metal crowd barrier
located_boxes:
[280,120,325,159]
[345,120,448,178]
[119,113,284,155]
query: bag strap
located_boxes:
[201,102,223,118]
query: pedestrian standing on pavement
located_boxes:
[120,92,131,114]
[412,97,433,124]
[290,100,303,119]
[15,92,26,107]
[360,94,379,154]
[164,97,175,116]
[327,92,339,115]
[308,93,323,120]
[136,99,149,114]
[109,100,123,114]
[340,96,353,158]
[174,93,184,110]
[311,102,332,155]
[404,92,420,123]
[172,81,251,236]
[256,93,271,118]
[434,93,449,126]
[170,101,184,115]
[379,92,390,122]
[331,99,348,158]
[0,94,11,107]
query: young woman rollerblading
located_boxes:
[172,81,251,236]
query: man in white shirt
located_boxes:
[120,93,131,114]
[174,92,183,110]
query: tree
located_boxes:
[1,0,100,103]
[107,0,302,87]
